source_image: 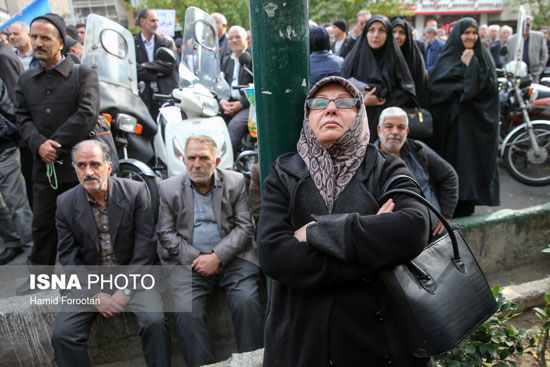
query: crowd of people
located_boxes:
[0,6,548,367]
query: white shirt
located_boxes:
[141,32,155,63]
[230,52,241,100]
[15,48,33,70]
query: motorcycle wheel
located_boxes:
[503,123,550,186]
[117,163,160,220]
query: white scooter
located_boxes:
[153,6,233,177]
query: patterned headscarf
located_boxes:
[297,76,370,213]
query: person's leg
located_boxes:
[0,148,33,253]
[219,258,263,353]
[227,108,250,155]
[172,270,216,367]
[130,289,171,367]
[51,311,96,367]
[30,182,76,265]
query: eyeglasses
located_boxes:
[307,97,359,110]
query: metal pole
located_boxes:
[248,0,310,187]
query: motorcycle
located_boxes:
[154,6,233,177]
[496,7,550,186]
[81,14,161,211]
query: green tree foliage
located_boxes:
[308,0,414,27]
[508,0,550,30]
[137,0,250,30]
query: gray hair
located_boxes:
[379,106,408,128]
[488,24,500,32]
[424,27,437,35]
[229,25,247,40]
[11,22,30,33]
[185,135,219,158]
[71,139,112,168]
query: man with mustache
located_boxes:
[52,139,170,366]
[376,107,458,236]
[15,13,99,294]
[157,135,263,367]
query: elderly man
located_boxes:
[52,140,170,367]
[158,135,263,367]
[424,26,444,74]
[9,22,35,71]
[15,13,99,290]
[504,16,549,83]
[211,12,231,64]
[488,24,503,67]
[134,8,178,118]
[219,26,253,156]
[376,107,458,235]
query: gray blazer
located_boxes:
[504,31,549,81]
[157,168,257,267]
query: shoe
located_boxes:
[16,278,38,296]
[0,247,23,265]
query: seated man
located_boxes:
[376,107,458,235]
[219,26,253,156]
[51,140,170,367]
[158,135,263,367]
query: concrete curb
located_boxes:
[501,277,550,312]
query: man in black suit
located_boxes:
[134,8,178,119]
[51,139,170,367]
[220,25,253,156]
[212,12,231,66]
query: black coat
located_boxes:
[134,32,178,114]
[428,18,500,206]
[330,37,353,58]
[0,77,18,150]
[218,33,232,65]
[15,57,99,183]
[257,145,430,367]
[0,42,23,102]
[221,50,253,109]
[56,176,158,266]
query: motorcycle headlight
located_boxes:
[199,96,219,117]
[116,113,139,133]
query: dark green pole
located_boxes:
[248,0,310,186]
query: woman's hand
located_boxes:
[363,88,386,106]
[376,199,395,215]
[432,218,450,236]
[461,49,474,66]
[293,221,316,242]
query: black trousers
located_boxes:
[30,181,77,265]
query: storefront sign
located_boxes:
[410,0,503,14]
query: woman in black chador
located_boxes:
[391,18,428,108]
[341,14,417,142]
[428,17,500,217]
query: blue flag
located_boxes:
[0,0,51,30]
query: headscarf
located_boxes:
[341,15,416,103]
[391,18,428,107]
[309,26,331,53]
[297,76,369,213]
[429,18,496,88]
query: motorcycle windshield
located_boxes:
[81,14,138,95]
[182,7,230,100]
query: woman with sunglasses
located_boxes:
[257,76,430,367]
[341,15,417,142]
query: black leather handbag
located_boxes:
[402,106,433,140]
[379,175,497,357]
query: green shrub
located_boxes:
[433,286,535,367]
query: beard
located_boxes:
[380,134,405,154]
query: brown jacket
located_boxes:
[157,168,257,267]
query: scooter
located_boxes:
[497,6,550,186]
[154,6,233,177]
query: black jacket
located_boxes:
[218,33,232,65]
[0,77,18,150]
[15,56,99,183]
[134,32,178,113]
[56,176,158,266]
[402,139,458,218]
[0,42,23,102]
[257,145,430,367]
[330,37,353,58]
[221,50,253,109]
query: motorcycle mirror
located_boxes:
[155,47,177,64]
[138,81,146,94]
[239,52,252,67]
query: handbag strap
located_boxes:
[380,187,461,261]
